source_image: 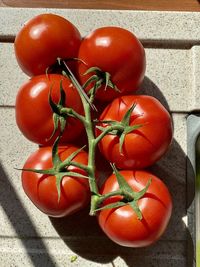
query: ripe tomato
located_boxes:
[78,26,146,101]
[22,145,89,217]
[96,95,173,169]
[15,74,84,146]
[14,13,81,76]
[98,170,172,247]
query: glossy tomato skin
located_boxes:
[22,145,89,217]
[14,14,81,76]
[96,95,173,169]
[15,74,83,146]
[78,27,146,101]
[98,170,172,247]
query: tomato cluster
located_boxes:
[14,13,173,248]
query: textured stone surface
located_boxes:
[0,7,198,267]
[139,48,192,112]
[0,43,27,106]
[0,8,200,42]
[0,238,186,267]
[191,46,200,111]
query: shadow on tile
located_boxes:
[0,163,56,267]
[138,76,170,111]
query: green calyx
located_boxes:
[83,66,120,99]
[96,104,143,154]
[47,57,95,109]
[58,58,96,111]
[48,81,68,140]
[48,80,87,141]
[20,137,89,201]
[94,165,152,220]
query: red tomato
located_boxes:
[96,95,173,169]
[98,170,172,247]
[14,13,81,76]
[15,74,84,146]
[78,26,146,101]
[22,145,89,217]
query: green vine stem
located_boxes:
[94,124,124,146]
[49,59,150,217]
[59,60,100,215]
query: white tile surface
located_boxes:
[0,8,200,42]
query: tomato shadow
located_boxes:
[148,139,195,267]
[138,76,170,111]
[0,162,56,267]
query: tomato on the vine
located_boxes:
[22,145,89,217]
[15,74,84,146]
[14,13,173,250]
[96,95,173,169]
[98,170,172,247]
[14,13,81,76]
[78,26,146,101]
